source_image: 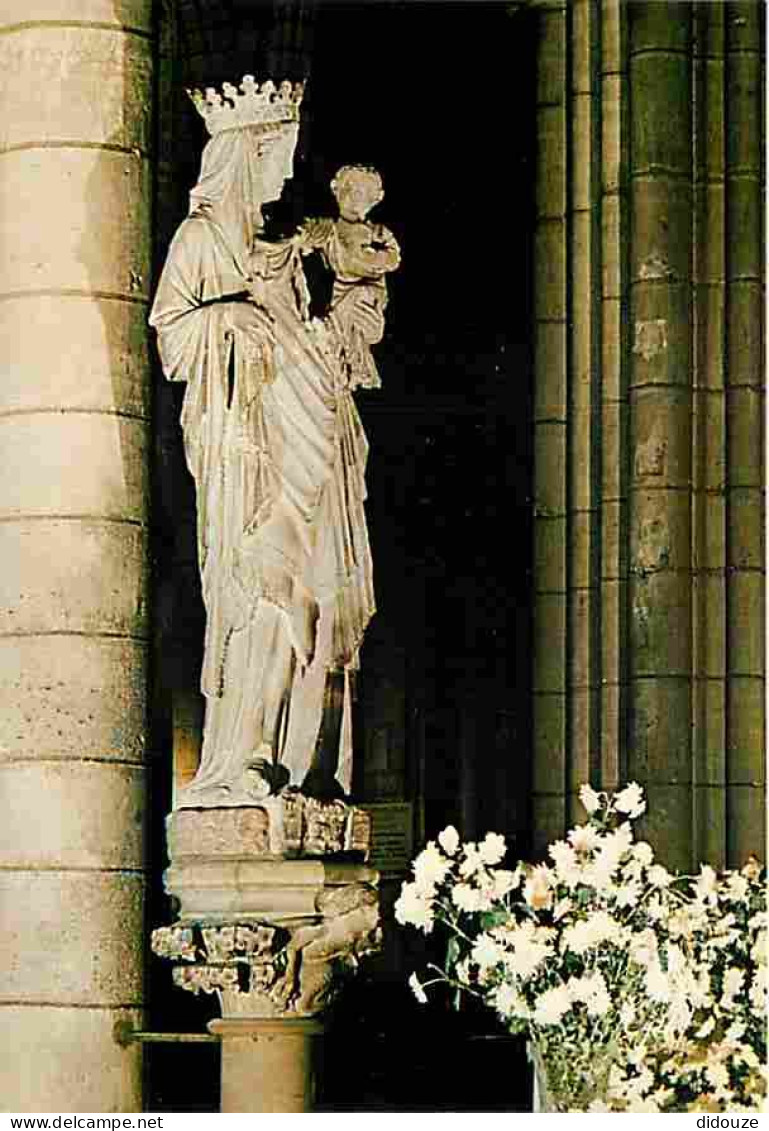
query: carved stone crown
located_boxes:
[188,75,305,136]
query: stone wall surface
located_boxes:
[531,0,765,869]
[0,1,154,1112]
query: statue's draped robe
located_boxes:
[150,187,375,801]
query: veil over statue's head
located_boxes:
[187,75,305,254]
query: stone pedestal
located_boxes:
[152,794,379,1112]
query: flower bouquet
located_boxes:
[395,784,767,1112]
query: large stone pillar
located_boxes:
[531,0,569,849]
[723,0,765,865]
[626,1,694,868]
[691,0,728,866]
[530,0,765,867]
[0,1,154,1111]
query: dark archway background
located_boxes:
[148,0,536,1111]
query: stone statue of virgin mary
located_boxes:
[150,77,397,808]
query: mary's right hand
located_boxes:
[224,300,275,341]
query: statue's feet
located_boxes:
[242,747,290,799]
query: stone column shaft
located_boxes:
[627,2,694,869]
[532,0,569,850]
[567,0,603,806]
[600,0,630,795]
[724,0,765,864]
[692,0,728,865]
[531,0,765,866]
[210,1018,323,1113]
[0,0,154,1111]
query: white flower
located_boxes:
[437,825,460,856]
[500,922,554,980]
[586,983,611,1017]
[505,941,552,980]
[459,843,484,878]
[579,783,601,814]
[548,840,581,887]
[394,882,434,933]
[646,895,665,921]
[627,1097,660,1113]
[561,911,618,955]
[619,1000,636,1028]
[629,928,658,966]
[705,1062,730,1092]
[614,781,646,819]
[533,985,571,1026]
[413,842,451,892]
[408,971,428,1004]
[724,871,749,902]
[665,994,692,1039]
[634,1066,655,1094]
[568,824,601,853]
[633,841,654,867]
[582,856,616,893]
[722,966,745,1007]
[582,824,633,891]
[748,965,767,1010]
[491,867,521,898]
[568,971,611,1016]
[587,1100,611,1113]
[696,1015,716,1039]
[493,981,528,1020]
[471,933,505,971]
[695,864,719,904]
[523,865,554,911]
[645,960,671,1003]
[648,864,672,888]
[452,882,487,914]
[606,822,634,859]
[614,879,642,908]
[665,942,687,977]
[478,832,506,866]
[667,907,694,938]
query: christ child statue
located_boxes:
[298,164,401,389]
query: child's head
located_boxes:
[330,165,384,221]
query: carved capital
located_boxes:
[151,882,381,1019]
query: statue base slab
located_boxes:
[168,792,373,859]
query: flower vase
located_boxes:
[530,1043,557,1112]
[529,1042,615,1112]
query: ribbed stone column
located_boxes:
[627,2,694,869]
[692,0,728,866]
[599,0,630,797]
[0,0,154,1112]
[531,0,569,852]
[724,0,765,865]
[530,0,764,868]
[567,0,602,811]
